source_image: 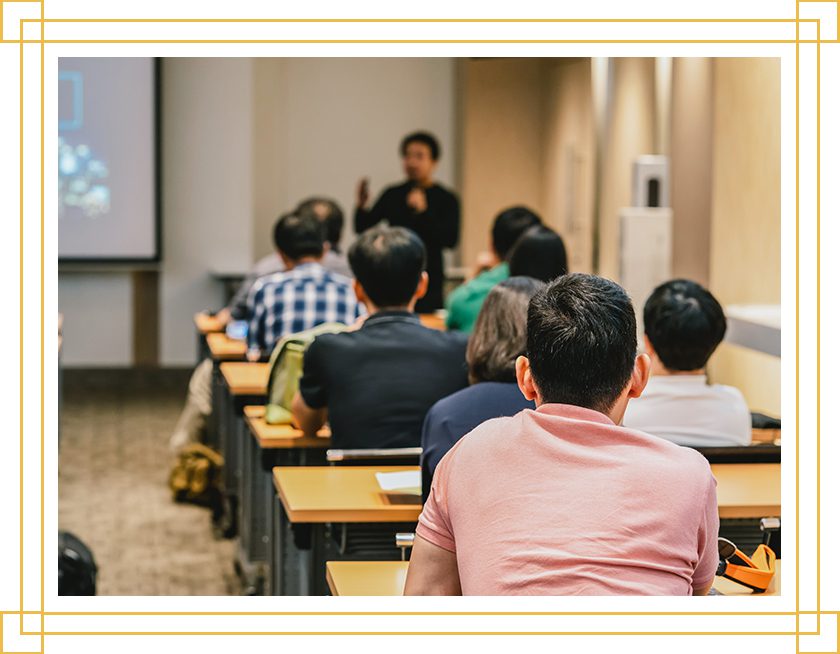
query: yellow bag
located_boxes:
[169,443,224,508]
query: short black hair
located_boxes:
[296,197,344,249]
[527,273,637,413]
[272,212,326,260]
[508,226,568,282]
[400,131,440,161]
[644,279,727,371]
[349,225,427,307]
[492,206,542,259]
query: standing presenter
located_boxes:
[354,131,460,313]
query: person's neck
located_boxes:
[410,177,434,189]
[535,395,625,426]
[287,256,322,269]
[365,303,414,316]
[650,358,705,377]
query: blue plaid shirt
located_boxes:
[245,262,364,354]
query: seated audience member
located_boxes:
[169,212,362,451]
[508,225,568,283]
[421,277,543,500]
[246,212,363,358]
[445,206,542,333]
[405,274,719,596]
[292,226,469,449]
[295,197,353,279]
[217,197,351,326]
[622,279,751,447]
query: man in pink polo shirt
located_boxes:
[404,273,719,596]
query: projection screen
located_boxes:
[58,57,159,261]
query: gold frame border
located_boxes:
[1,1,833,651]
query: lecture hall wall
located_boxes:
[458,57,780,417]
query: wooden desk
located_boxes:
[244,405,329,448]
[751,428,781,445]
[220,362,270,396]
[418,313,446,331]
[325,561,780,596]
[273,466,422,524]
[327,561,408,596]
[270,462,776,524]
[194,311,226,334]
[194,312,226,362]
[272,466,421,596]
[711,463,780,519]
[237,406,330,595]
[214,363,270,545]
[206,332,247,361]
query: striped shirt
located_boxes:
[245,262,363,354]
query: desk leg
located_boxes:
[311,523,332,597]
[270,495,283,595]
[236,421,266,594]
[236,430,288,595]
[207,362,222,451]
[219,393,264,540]
[270,505,312,596]
[197,330,209,363]
[266,449,327,596]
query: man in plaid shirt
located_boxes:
[245,212,364,358]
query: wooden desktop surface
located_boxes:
[220,362,270,396]
[710,463,780,519]
[751,428,781,445]
[327,561,409,596]
[243,405,330,448]
[194,312,226,334]
[272,461,775,524]
[325,560,780,596]
[273,466,422,524]
[206,332,247,360]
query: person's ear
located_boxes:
[353,279,367,304]
[414,271,429,301]
[627,353,651,400]
[515,355,539,402]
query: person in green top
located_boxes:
[445,206,542,332]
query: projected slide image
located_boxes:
[58,138,111,219]
[58,58,157,260]
[58,70,111,219]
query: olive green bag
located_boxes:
[264,322,348,424]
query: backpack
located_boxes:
[169,442,224,515]
[58,531,97,595]
[264,322,347,424]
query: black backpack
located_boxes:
[58,531,97,595]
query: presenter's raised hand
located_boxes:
[407,187,428,214]
[356,177,370,209]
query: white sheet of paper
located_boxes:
[375,471,421,494]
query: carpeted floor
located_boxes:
[58,368,237,596]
